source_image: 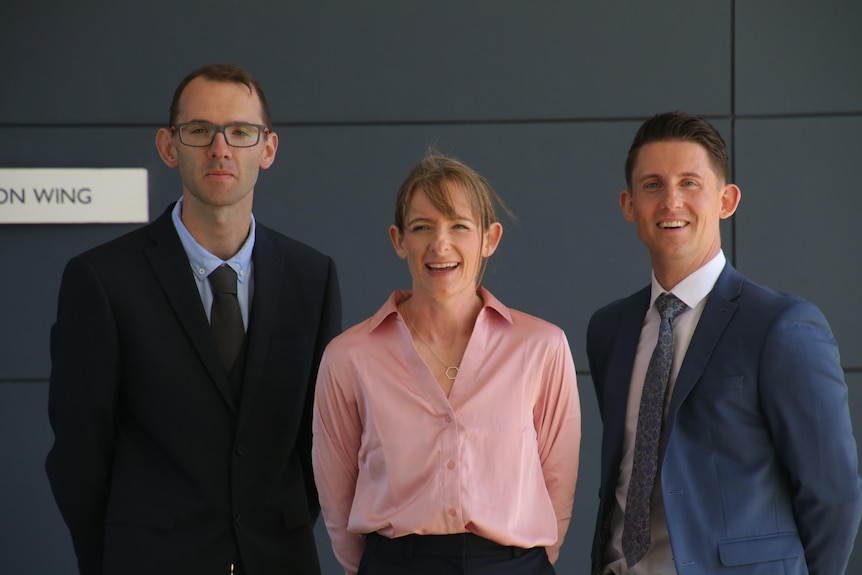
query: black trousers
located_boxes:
[358,532,556,575]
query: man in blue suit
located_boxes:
[587,111,861,574]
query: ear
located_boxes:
[155,128,179,168]
[620,189,635,222]
[719,183,741,219]
[259,130,278,170]
[482,222,503,257]
[389,225,407,259]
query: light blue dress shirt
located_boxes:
[171,199,255,329]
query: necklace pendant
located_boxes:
[445,366,459,380]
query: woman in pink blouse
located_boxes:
[312,151,581,575]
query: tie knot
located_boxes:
[656,292,687,322]
[209,265,238,296]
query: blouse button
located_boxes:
[448,508,457,517]
[446,461,455,470]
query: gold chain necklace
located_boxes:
[404,312,459,380]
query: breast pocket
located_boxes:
[696,375,743,393]
[266,335,312,379]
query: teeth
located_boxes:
[428,262,458,269]
[659,221,687,228]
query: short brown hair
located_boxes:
[625,112,729,188]
[168,64,273,130]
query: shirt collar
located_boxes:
[650,250,726,310]
[171,198,256,284]
[368,286,513,333]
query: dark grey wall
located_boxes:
[1,1,860,572]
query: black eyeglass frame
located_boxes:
[171,122,271,148]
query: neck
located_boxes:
[181,198,252,260]
[402,291,483,345]
[652,248,720,291]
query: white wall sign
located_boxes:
[0,168,148,224]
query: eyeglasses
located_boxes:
[172,123,270,148]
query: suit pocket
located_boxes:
[282,504,312,530]
[718,531,804,566]
[697,375,743,393]
[106,499,175,530]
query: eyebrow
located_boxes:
[405,213,476,226]
[181,119,258,125]
[637,171,704,183]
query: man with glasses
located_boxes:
[46,64,341,575]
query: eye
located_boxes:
[453,223,470,230]
[410,224,429,232]
[187,124,212,135]
[230,125,256,138]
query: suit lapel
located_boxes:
[143,207,237,411]
[663,264,743,439]
[606,289,650,414]
[236,226,283,423]
[603,288,651,471]
[594,288,650,563]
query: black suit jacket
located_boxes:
[46,204,341,575]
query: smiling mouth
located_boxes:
[427,262,459,271]
[658,220,688,229]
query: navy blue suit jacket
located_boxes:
[587,263,861,574]
[46,204,341,575]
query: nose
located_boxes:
[430,228,451,252]
[660,186,685,209]
[208,132,232,158]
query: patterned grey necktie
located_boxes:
[622,292,688,568]
[209,265,245,372]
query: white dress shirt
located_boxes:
[604,251,726,574]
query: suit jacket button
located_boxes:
[235,443,246,456]
[235,514,245,528]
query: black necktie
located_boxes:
[622,292,688,568]
[209,265,245,372]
